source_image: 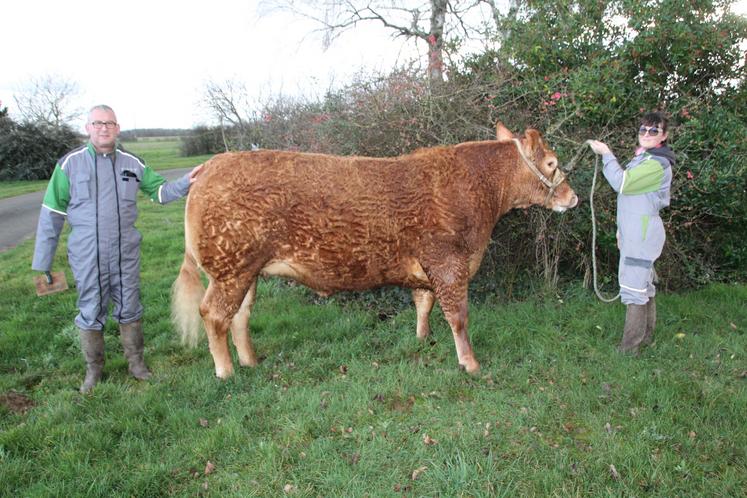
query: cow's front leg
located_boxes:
[440,292,479,373]
[422,253,480,373]
[412,288,435,340]
[231,280,258,367]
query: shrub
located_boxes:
[0,119,81,181]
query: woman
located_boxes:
[588,111,675,354]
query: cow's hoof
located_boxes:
[459,360,480,375]
[214,368,234,379]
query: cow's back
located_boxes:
[187,150,478,293]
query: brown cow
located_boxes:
[172,123,578,378]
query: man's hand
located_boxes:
[189,164,204,184]
[587,140,612,156]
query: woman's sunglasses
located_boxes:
[639,126,663,136]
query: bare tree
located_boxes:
[13,74,83,128]
[263,1,520,85]
[202,79,254,151]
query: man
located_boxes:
[32,104,202,393]
[588,111,675,354]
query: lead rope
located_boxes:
[589,148,620,302]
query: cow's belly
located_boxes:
[260,256,431,295]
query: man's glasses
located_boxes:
[639,126,663,136]
[90,120,118,129]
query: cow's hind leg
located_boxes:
[422,254,480,373]
[200,278,249,379]
[231,280,258,367]
[412,288,435,340]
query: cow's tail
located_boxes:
[171,241,205,348]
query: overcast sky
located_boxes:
[0,0,420,131]
[2,0,746,132]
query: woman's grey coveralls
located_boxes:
[32,142,191,331]
[601,146,675,305]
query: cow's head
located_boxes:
[496,122,578,212]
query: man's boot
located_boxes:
[618,304,648,354]
[79,329,105,394]
[119,320,152,380]
[642,297,656,346]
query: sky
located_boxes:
[2,0,746,132]
[0,0,420,131]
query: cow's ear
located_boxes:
[523,129,541,157]
[496,122,513,142]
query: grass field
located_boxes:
[0,143,745,496]
[0,180,49,199]
[121,139,213,170]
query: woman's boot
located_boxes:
[618,304,648,354]
[642,297,656,346]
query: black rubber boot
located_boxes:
[79,329,105,393]
[119,320,152,380]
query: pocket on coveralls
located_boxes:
[120,169,140,202]
[73,174,91,201]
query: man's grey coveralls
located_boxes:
[601,146,675,305]
[32,142,191,330]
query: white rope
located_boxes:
[589,150,620,303]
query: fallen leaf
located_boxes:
[339,364,348,374]
[204,461,215,475]
[730,322,737,330]
[283,483,296,494]
[199,418,209,428]
[604,422,613,434]
[688,431,697,439]
[609,464,620,480]
[423,434,437,445]
[411,466,427,480]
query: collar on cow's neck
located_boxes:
[511,138,565,190]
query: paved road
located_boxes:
[0,168,192,253]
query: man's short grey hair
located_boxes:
[88,104,115,115]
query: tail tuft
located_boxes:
[171,251,205,348]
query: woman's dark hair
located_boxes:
[641,111,668,132]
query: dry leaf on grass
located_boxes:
[423,434,437,445]
[411,466,428,480]
[204,461,215,475]
[609,464,620,480]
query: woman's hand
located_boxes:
[587,140,612,156]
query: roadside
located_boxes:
[0,167,193,253]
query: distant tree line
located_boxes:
[119,129,194,141]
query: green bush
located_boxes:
[0,112,81,181]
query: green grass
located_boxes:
[0,191,745,496]
[0,180,49,200]
[121,139,213,170]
